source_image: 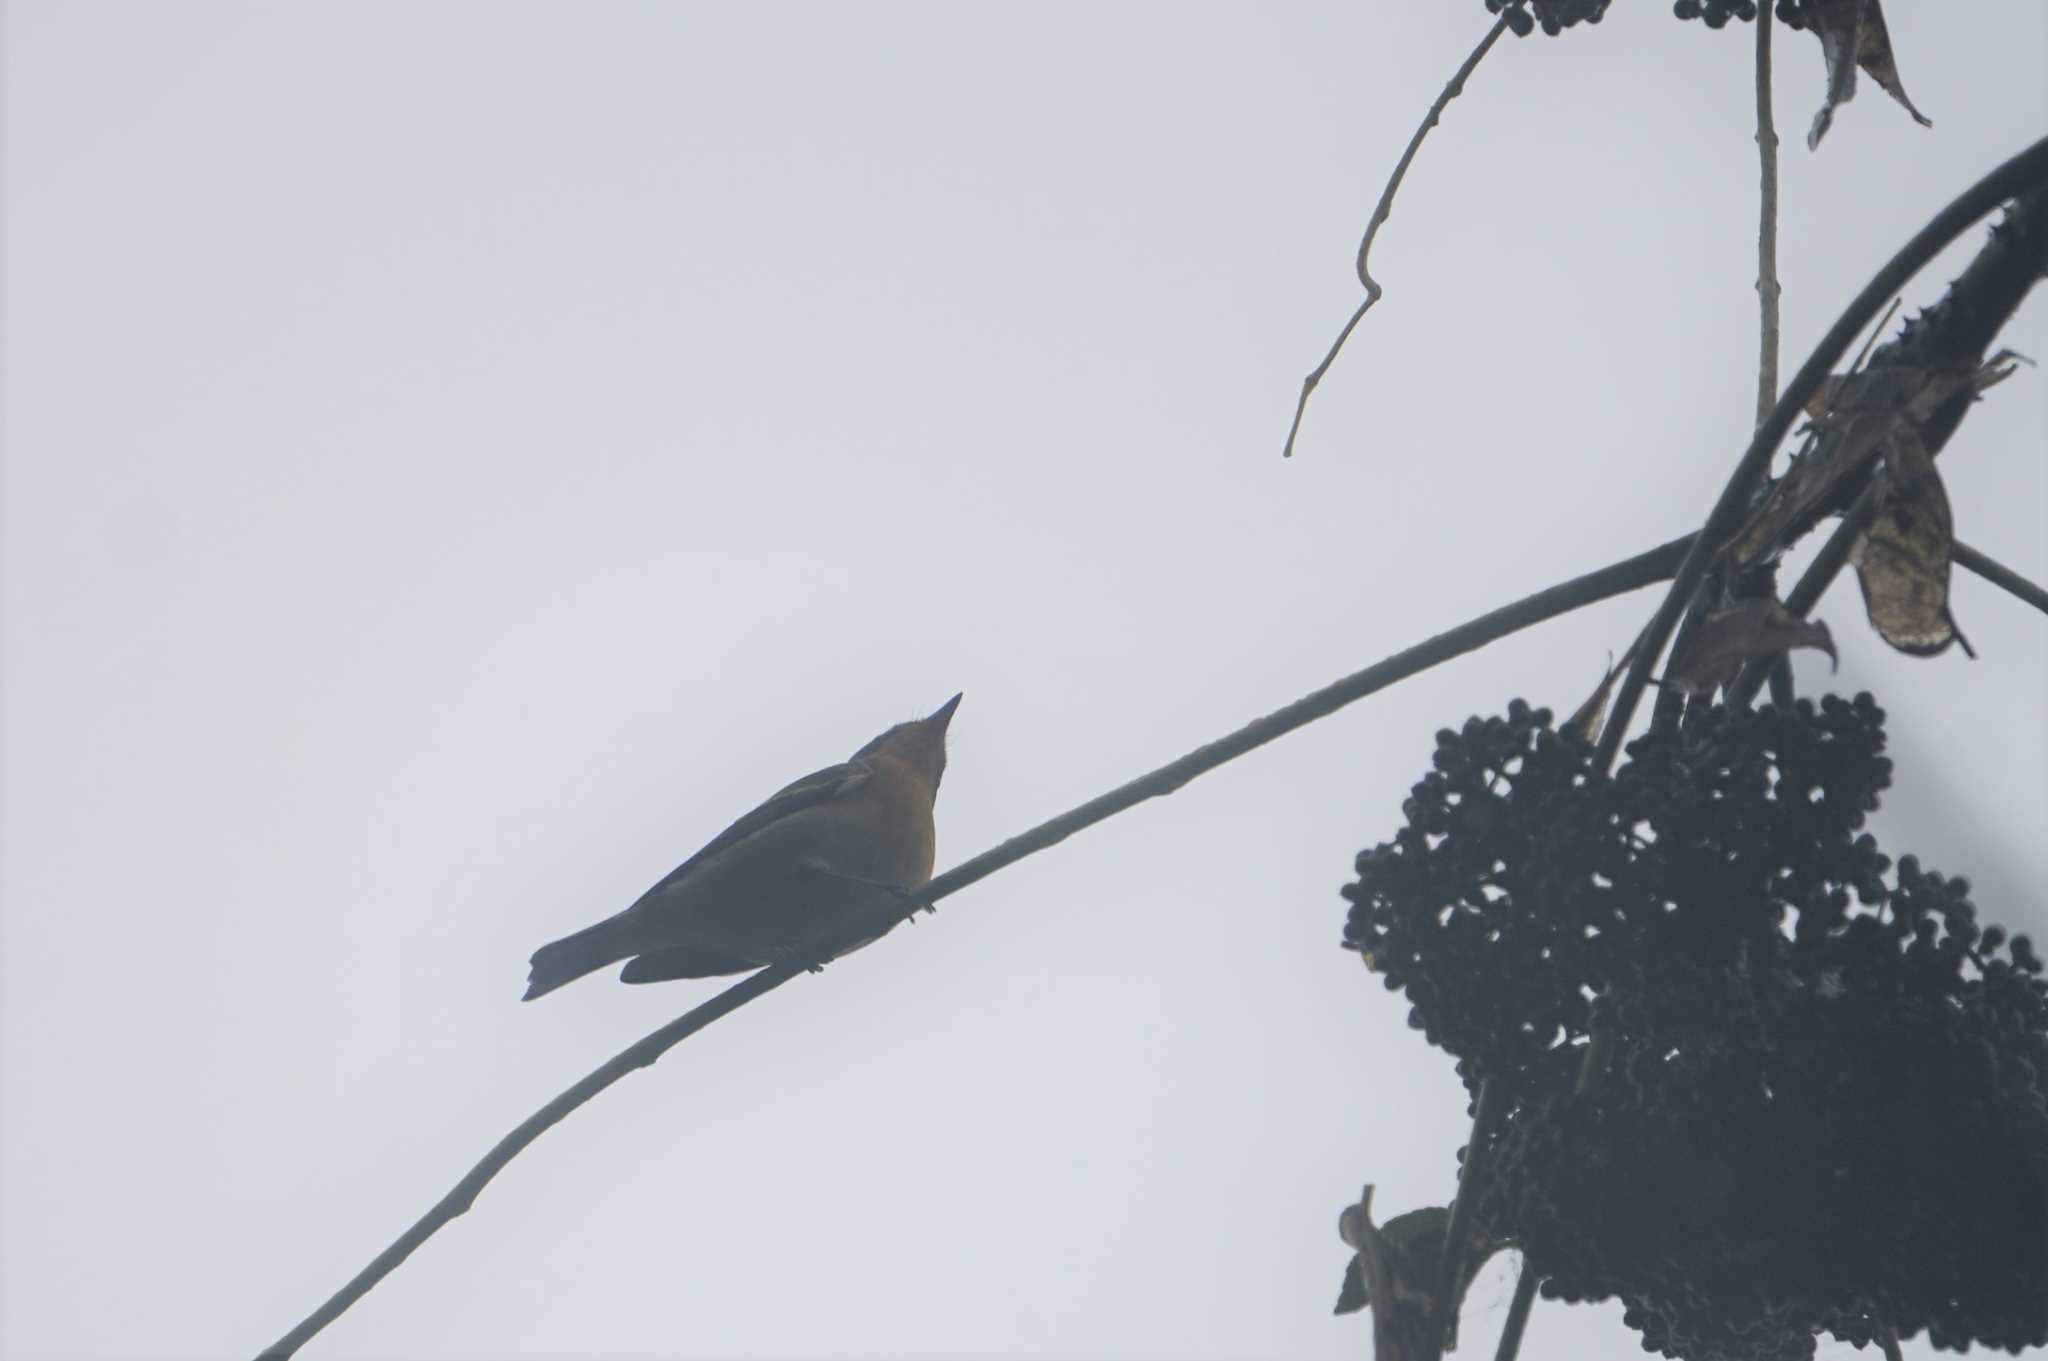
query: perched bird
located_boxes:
[523,694,960,1000]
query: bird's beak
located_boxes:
[926,692,963,731]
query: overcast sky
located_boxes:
[5,5,2045,1360]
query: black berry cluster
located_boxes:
[1344,697,1896,1074]
[1672,0,1757,27]
[1772,0,1817,30]
[1342,695,2048,1359]
[1481,0,1819,33]
[1485,0,1611,39]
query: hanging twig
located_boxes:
[251,532,1694,1360]
[1281,8,1519,458]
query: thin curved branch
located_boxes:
[253,530,1695,1360]
[255,966,798,1360]
[1281,9,1516,459]
[1593,133,2048,772]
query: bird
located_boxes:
[522,693,960,1000]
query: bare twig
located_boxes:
[1431,1077,1509,1355]
[1493,1256,1540,1361]
[1592,134,2048,773]
[1755,1,1781,428]
[1954,540,2048,617]
[1281,10,1517,458]
[253,532,1695,1359]
[1849,297,1904,377]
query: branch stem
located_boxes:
[1493,1257,1541,1361]
[1755,0,1781,428]
[1954,540,2048,616]
[1431,1077,1508,1354]
[253,532,1694,1359]
[1282,9,1515,457]
[1592,134,2048,773]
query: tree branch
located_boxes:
[1755,0,1782,429]
[1431,1076,1508,1355]
[1724,183,2048,706]
[1493,1256,1540,1361]
[1954,540,2048,617]
[252,531,1694,1359]
[1593,133,2048,771]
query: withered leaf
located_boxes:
[1805,0,1932,152]
[1811,349,2026,423]
[1725,352,2024,569]
[1565,652,1625,746]
[1336,1204,1449,1314]
[1662,599,1837,699]
[1851,431,1970,656]
[1334,1196,1500,1345]
[1334,1254,1368,1316]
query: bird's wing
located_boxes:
[636,759,873,898]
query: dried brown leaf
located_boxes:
[1726,352,2022,568]
[1662,599,1837,699]
[1805,0,1932,151]
[1333,1195,1502,1344]
[1851,0,1932,129]
[1565,652,1624,746]
[1851,431,1970,656]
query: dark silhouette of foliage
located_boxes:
[1343,696,2048,1360]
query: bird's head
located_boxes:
[854,692,961,795]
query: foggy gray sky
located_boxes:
[4,4,2045,1359]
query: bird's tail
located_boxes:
[523,916,634,1001]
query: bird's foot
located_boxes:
[762,943,830,975]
